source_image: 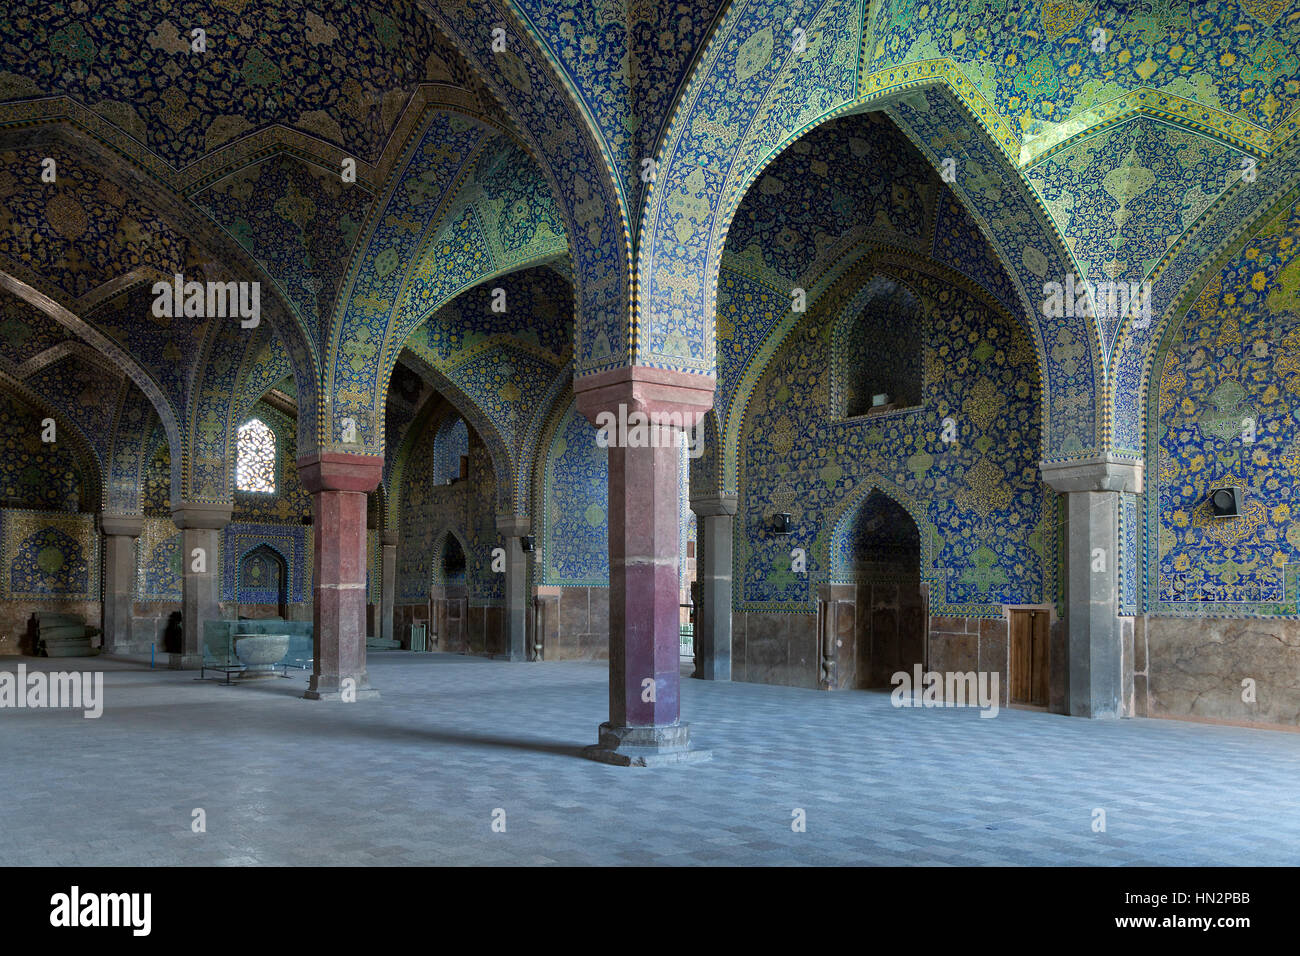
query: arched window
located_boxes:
[236,419,276,493]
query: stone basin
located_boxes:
[234,634,290,678]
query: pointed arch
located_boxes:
[324,109,569,457]
[1109,139,1300,456]
[431,527,471,589]
[0,369,103,512]
[825,475,935,588]
[415,1,631,379]
[640,26,1102,454]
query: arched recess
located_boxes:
[829,276,923,417]
[389,350,516,515]
[389,265,574,514]
[1141,188,1300,618]
[827,480,928,575]
[232,323,296,426]
[0,126,319,508]
[0,270,186,489]
[236,543,289,620]
[414,0,631,379]
[16,349,127,511]
[718,249,1043,498]
[0,370,103,512]
[731,250,1052,617]
[640,17,1102,453]
[432,529,470,589]
[1110,139,1300,457]
[826,479,931,689]
[325,110,569,457]
[529,390,610,588]
[0,122,319,448]
[105,386,161,515]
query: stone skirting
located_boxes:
[731,611,821,688]
[1139,616,1300,727]
[927,616,1011,708]
[534,586,609,661]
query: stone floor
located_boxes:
[2,652,1299,866]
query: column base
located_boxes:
[691,658,730,682]
[303,674,380,701]
[582,722,712,767]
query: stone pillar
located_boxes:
[171,502,233,668]
[379,530,398,646]
[689,494,737,681]
[298,452,382,701]
[496,515,530,661]
[1040,455,1143,719]
[575,367,714,765]
[100,513,143,655]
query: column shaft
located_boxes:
[379,531,397,646]
[171,502,232,668]
[298,452,382,701]
[100,514,143,655]
[690,496,737,681]
[496,516,530,661]
[1041,456,1142,719]
[575,366,714,765]
[1063,490,1123,718]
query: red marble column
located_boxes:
[298,452,382,701]
[575,367,715,765]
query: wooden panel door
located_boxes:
[1010,610,1049,705]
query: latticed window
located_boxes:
[236,419,276,493]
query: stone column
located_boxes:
[171,502,233,668]
[1040,455,1143,719]
[379,530,398,646]
[298,452,382,701]
[575,367,714,765]
[496,515,530,661]
[689,494,737,681]
[100,513,143,655]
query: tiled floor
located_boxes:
[2,652,1299,865]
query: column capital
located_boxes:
[495,514,531,536]
[573,365,715,424]
[1040,455,1143,494]
[690,494,738,517]
[170,501,233,530]
[100,513,144,537]
[296,451,383,494]
[379,530,400,547]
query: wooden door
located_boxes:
[1010,609,1049,706]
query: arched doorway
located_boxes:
[429,531,469,653]
[237,543,288,620]
[837,489,927,690]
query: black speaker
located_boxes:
[1208,486,1243,518]
[520,535,536,553]
[770,512,792,534]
